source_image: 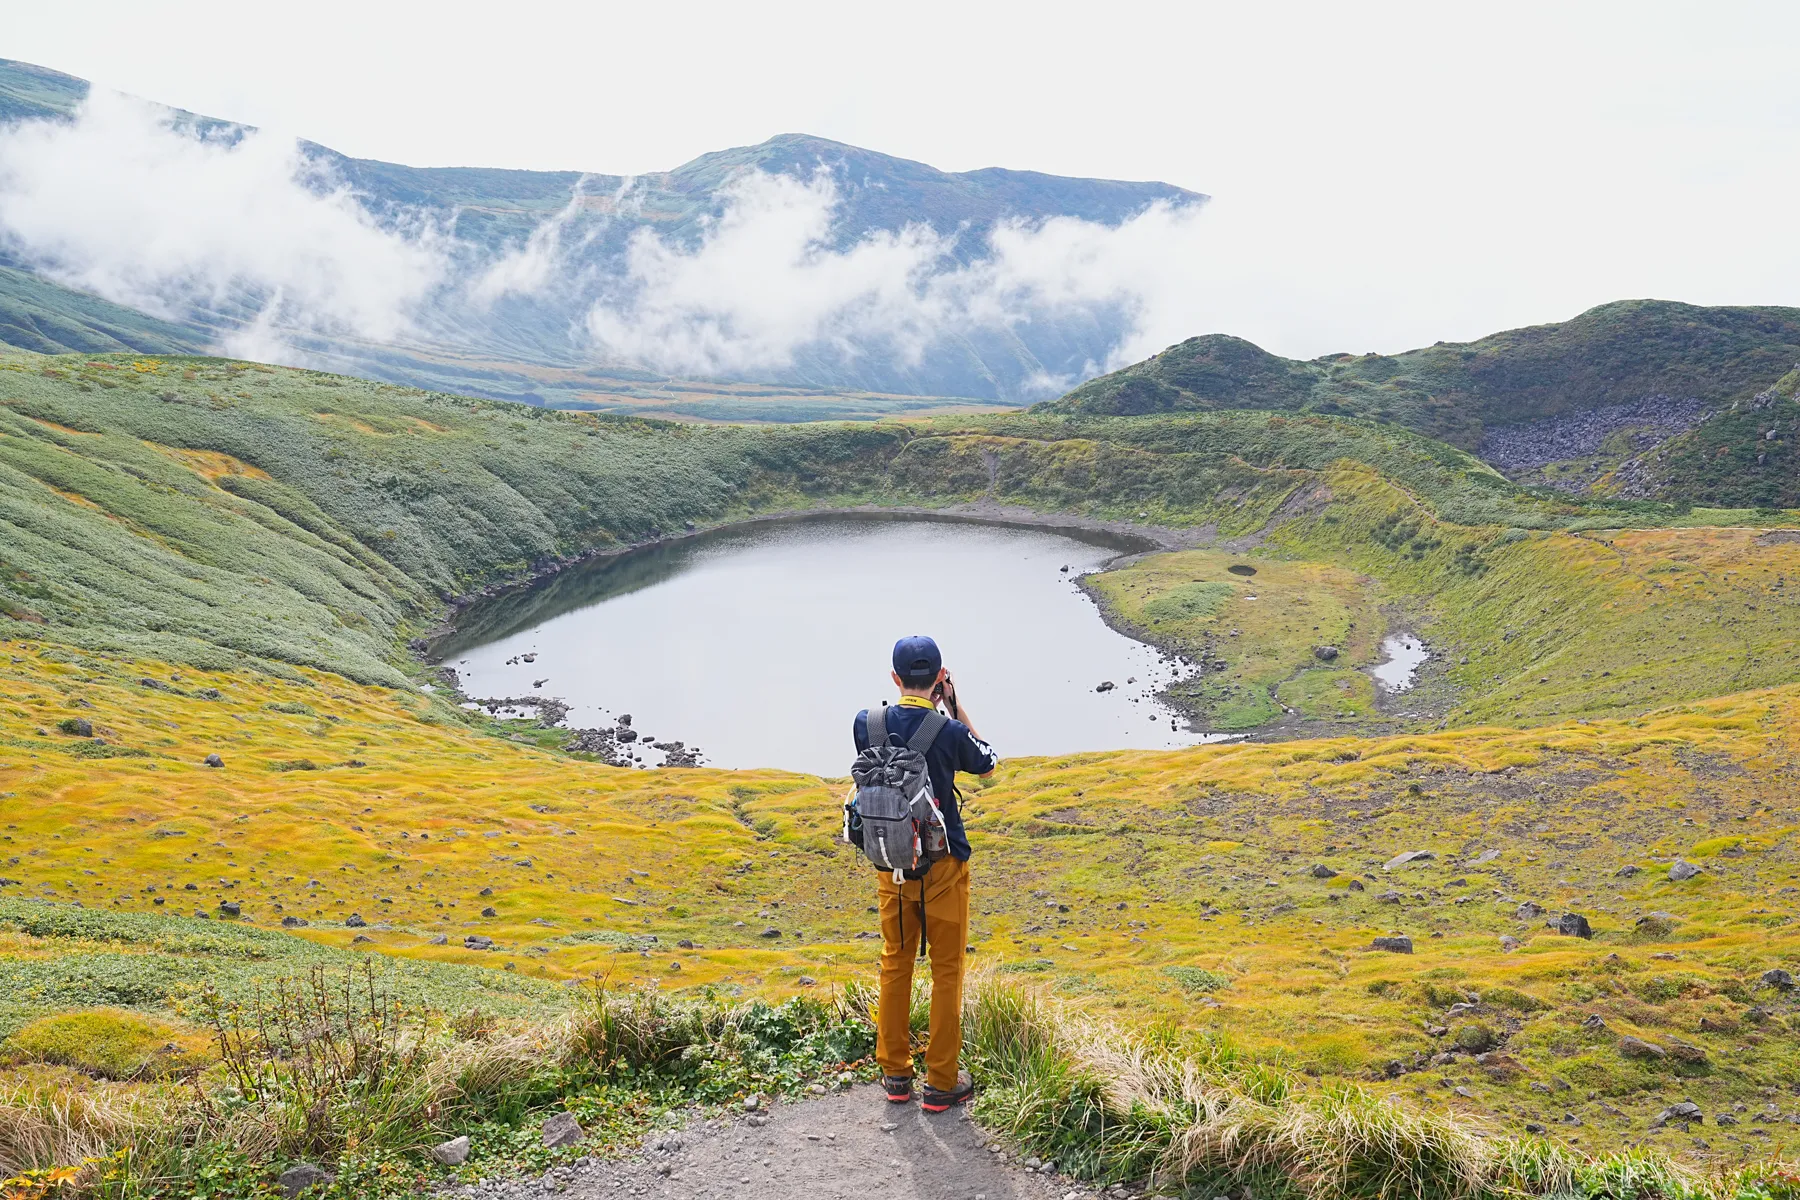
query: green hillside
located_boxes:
[0,267,208,356]
[1623,368,1800,508]
[0,349,1701,690]
[1041,300,1800,450]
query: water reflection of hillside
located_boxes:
[432,540,703,658]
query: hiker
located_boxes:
[847,635,998,1112]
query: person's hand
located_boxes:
[939,672,960,718]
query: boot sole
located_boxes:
[920,1091,971,1112]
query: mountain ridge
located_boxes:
[1036,298,1800,504]
[0,58,1202,406]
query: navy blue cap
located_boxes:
[892,635,942,684]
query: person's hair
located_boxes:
[896,669,940,692]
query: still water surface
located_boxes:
[1370,634,1429,692]
[436,515,1225,775]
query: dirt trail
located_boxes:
[467,1084,1139,1200]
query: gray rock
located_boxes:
[1666,1041,1708,1064]
[1515,901,1545,920]
[1384,850,1435,871]
[280,915,308,928]
[352,934,374,944]
[1500,935,1522,952]
[1310,864,1337,879]
[1371,936,1413,954]
[344,913,367,928]
[464,934,494,950]
[1615,863,1643,877]
[1347,879,1365,892]
[541,1112,584,1148]
[1467,849,1501,865]
[429,1135,471,1166]
[277,1163,335,1198]
[1762,968,1795,991]
[1313,645,1339,661]
[58,717,93,737]
[1095,681,1116,693]
[1376,889,1403,904]
[203,753,224,768]
[218,900,241,918]
[760,927,782,938]
[1552,912,1593,939]
[481,906,498,917]
[1650,1101,1703,1129]
[1618,1035,1666,1060]
[427,934,448,945]
[1668,859,1701,882]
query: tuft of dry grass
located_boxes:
[960,974,1775,1200]
[0,1070,192,1177]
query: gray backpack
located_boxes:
[844,705,950,882]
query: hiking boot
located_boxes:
[881,1075,914,1103]
[920,1070,974,1113]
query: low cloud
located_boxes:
[582,168,1211,390]
[0,98,1216,392]
[0,90,446,357]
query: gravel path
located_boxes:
[456,1085,1147,1200]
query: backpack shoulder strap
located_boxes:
[866,705,888,748]
[905,710,948,755]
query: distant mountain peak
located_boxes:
[0,56,1207,407]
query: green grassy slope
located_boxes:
[0,349,1778,696]
[1625,369,1800,508]
[5,351,1800,1190]
[0,268,208,356]
[1041,300,1800,450]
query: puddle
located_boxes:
[1370,634,1428,692]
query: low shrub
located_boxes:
[1,1009,208,1080]
[1162,965,1232,994]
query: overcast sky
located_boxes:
[6,0,1798,360]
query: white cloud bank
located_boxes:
[0,95,1221,390]
[0,91,446,361]
[582,168,1212,389]
[11,91,1485,398]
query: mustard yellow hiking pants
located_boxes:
[875,856,970,1091]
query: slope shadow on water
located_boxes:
[433,538,708,659]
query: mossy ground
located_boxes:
[2,637,1796,1167]
[4,349,1800,1187]
[1086,549,1387,730]
[0,1009,209,1080]
[1086,467,1800,739]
